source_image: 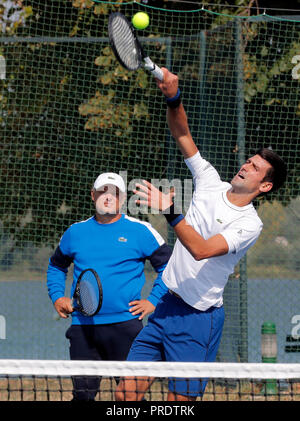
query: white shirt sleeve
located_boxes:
[184,151,223,191]
[221,218,263,254]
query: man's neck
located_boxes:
[226,188,255,207]
[95,213,122,224]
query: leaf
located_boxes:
[136,71,148,89]
[102,46,112,56]
[255,74,269,93]
[94,4,108,15]
[261,46,268,57]
[133,102,148,119]
[265,98,275,106]
[100,73,114,85]
[24,6,33,18]
[269,63,280,77]
[69,24,80,37]
[72,0,94,9]
[279,61,288,72]
[95,55,112,67]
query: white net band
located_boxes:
[0,360,300,379]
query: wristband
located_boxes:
[163,203,184,227]
[165,89,181,109]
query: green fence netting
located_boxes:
[0,1,299,362]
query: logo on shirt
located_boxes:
[216,218,223,224]
[237,230,243,235]
[118,237,128,242]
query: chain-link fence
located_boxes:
[0,1,299,362]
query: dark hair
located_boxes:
[257,148,287,193]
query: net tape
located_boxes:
[1,360,300,379]
[1,360,300,402]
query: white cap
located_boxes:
[93,172,126,193]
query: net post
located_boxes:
[261,322,278,395]
[197,30,207,150]
[164,37,177,247]
[235,18,248,363]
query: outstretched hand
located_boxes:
[134,180,175,212]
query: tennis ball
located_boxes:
[132,12,149,30]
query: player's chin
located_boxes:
[96,206,118,215]
[100,211,118,215]
[231,177,244,188]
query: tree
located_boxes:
[0,0,298,255]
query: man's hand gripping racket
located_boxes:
[54,269,103,319]
[72,268,103,317]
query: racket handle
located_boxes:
[143,57,164,81]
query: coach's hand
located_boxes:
[129,299,155,320]
[134,180,175,211]
[54,297,73,319]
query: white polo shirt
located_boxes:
[162,151,263,311]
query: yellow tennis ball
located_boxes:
[132,12,149,30]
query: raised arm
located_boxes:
[156,68,198,159]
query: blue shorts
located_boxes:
[127,291,225,397]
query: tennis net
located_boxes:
[0,360,300,402]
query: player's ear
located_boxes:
[91,189,96,202]
[259,181,273,194]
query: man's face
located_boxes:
[231,154,273,195]
[91,184,125,215]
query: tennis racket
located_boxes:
[108,12,164,81]
[72,269,103,317]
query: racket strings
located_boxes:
[78,272,100,316]
[111,15,141,70]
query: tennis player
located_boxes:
[115,68,287,401]
[47,172,172,401]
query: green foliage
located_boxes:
[0,0,298,258]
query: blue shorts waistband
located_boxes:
[168,289,222,312]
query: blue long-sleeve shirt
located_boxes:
[47,214,172,325]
